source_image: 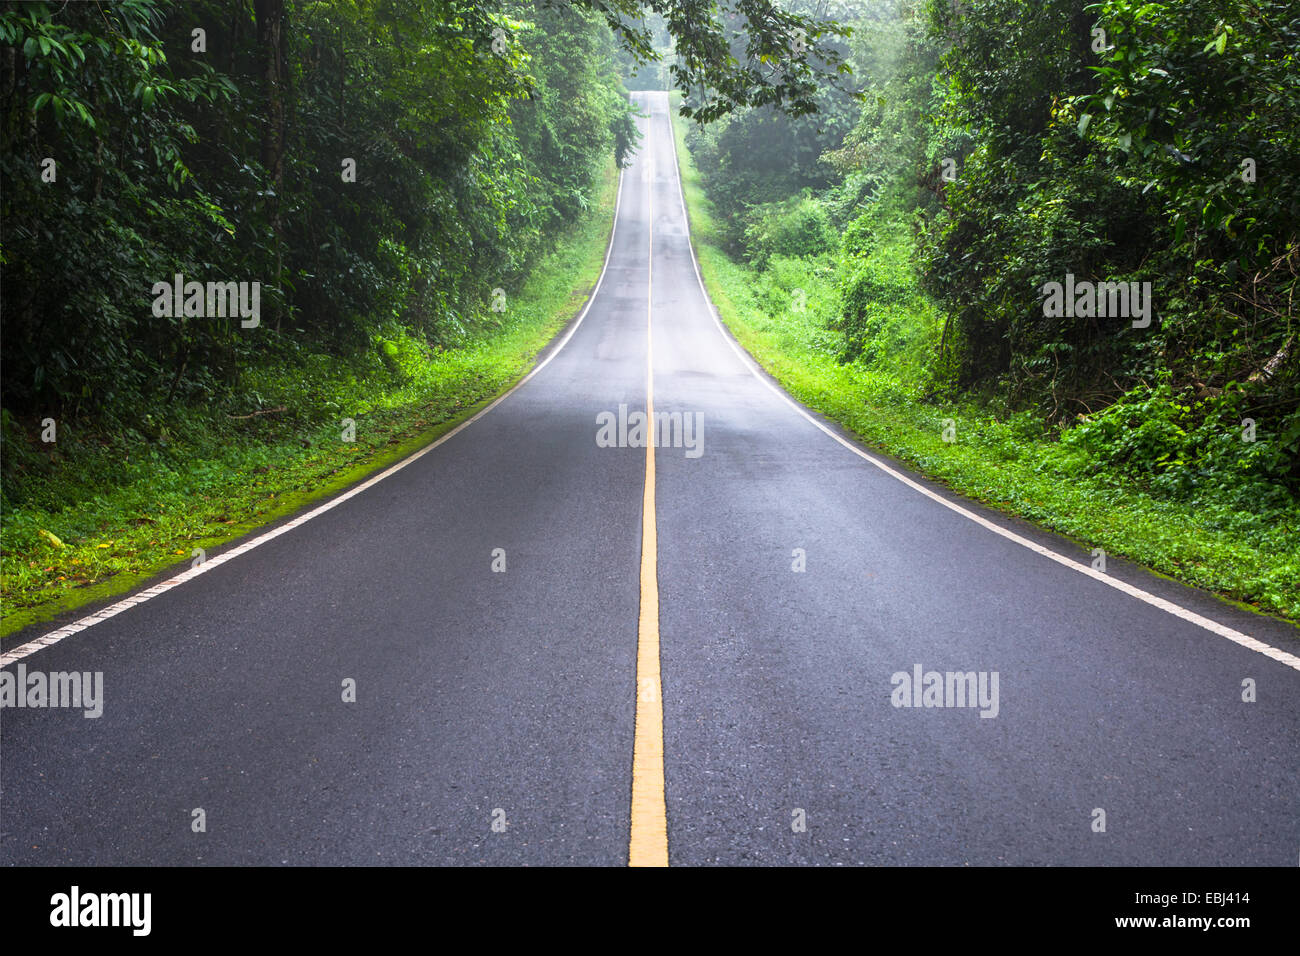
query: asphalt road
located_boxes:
[3,92,1297,866]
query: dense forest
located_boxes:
[683,0,1299,614]
[691,0,1298,479]
[0,0,842,446]
[1,0,639,430]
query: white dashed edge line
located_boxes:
[0,166,629,669]
[659,92,1300,674]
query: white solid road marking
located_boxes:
[657,92,1300,675]
[0,167,631,668]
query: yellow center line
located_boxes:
[629,123,668,867]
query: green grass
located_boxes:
[670,106,1300,628]
[0,160,621,637]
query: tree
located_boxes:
[561,0,855,122]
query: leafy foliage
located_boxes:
[0,0,633,460]
[681,0,1300,614]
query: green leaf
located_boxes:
[1078,113,1093,136]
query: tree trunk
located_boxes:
[255,0,288,330]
